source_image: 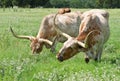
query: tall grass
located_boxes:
[0,8,120,81]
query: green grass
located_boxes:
[0,8,120,81]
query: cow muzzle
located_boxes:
[56,55,63,62]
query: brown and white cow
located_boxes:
[55,9,110,63]
[10,9,82,54]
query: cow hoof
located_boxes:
[85,58,89,63]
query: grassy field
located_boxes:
[0,8,120,81]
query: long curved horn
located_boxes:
[10,27,34,41]
[38,38,53,46]
[53,13,71,39]
[77,30,101,48]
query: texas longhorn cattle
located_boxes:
[10,8,83,54]
[55,9,110,63]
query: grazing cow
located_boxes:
[55,9,110,63]
[10,9,82,54]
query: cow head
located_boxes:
[56,35,87,62]
[56,37,83,61]
[10,27,52,54]
[30,38,43,54]
[56,30,101,62]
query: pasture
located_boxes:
[0,8,120,81]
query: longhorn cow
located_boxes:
[54,9,110,63]
[10,9,82,54]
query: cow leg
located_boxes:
[89,45,102,62]
[95,47,103,62]
[86,49,99,62]
[50,35,59,53]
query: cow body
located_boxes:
[56,9,110,62]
